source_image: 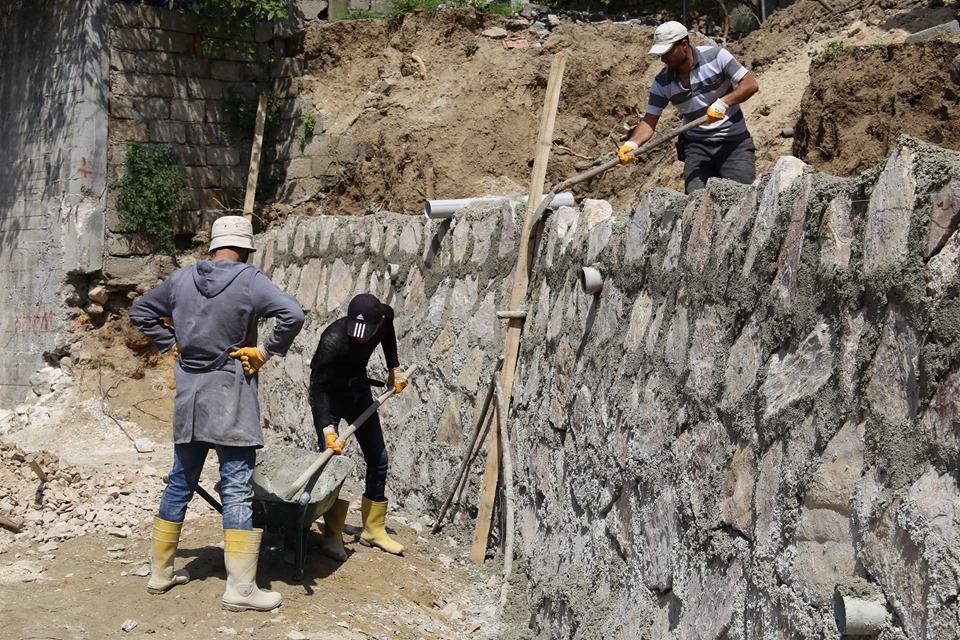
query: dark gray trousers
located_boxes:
[683,134,756,194]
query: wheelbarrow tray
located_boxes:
[249,445,354,580]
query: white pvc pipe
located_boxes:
[834,593,886,635]
[424,192,576,219]
[580,266,603,294]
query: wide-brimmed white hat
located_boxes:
[209,215,256,252]
[648,21,689,55]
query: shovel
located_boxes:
[280,364,418,501]
[529,114,710,228]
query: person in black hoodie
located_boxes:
[308,293,408,557]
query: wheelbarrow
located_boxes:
[173,445,355,582]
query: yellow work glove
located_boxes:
[706,98,728,123]
[617,140,639,166]
[387,367,408,394]
[229,345,271,376]
[323,426,342,455]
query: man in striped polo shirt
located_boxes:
[618,20,759,194]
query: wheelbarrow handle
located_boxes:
[280,364,419,501]
[162,474,223,514]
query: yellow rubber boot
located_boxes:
[222,528,282,612]
[360,496,404,555]
[319,498,349,561]
[147,517,190,594]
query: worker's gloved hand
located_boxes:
[388,367,408,394]
[617,141,639,166]
[706,98,728,123]
[323,426,342,455]
[229,346,271,376]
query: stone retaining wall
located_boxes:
[256,137,960,639]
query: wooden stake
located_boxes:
[471,51,567,564]
[494,371,516,607]
[243,94,268,218]
[470,400,500,564]
[432,357,503,534]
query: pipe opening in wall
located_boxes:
[580,267,603,295]
[423,192,576,219]
[834,591,886,636]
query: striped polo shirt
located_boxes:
[646,45,751,141]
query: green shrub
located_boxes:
[336,8,390,19]
[463,38,479,56]
[221,89,282,135]
[390,0,443,15]
[116,143,187,254]
[809,41,844,63]
[180,0,289,62]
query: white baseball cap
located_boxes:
[648,21,689,55]
[209,215,256,252]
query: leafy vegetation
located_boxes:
[809,41,844,63]
[221,89,282,135]
[336,8,391,19]
[116,143,187,254]
[145,0,289,61]
[463,38,479,56]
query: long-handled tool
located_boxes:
[281,364,418,501]
[529,114,710,228]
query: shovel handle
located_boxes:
[530,115,710,227]
[281,364,419,501]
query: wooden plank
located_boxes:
[243,94,268,218]
[500,51,566,404]
[470,402,500,564]
[470,52,566,565]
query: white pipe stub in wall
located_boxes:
[423,192,577,219]
[385,263,400,281]
[580,266,603,295]
[834,591,887,636]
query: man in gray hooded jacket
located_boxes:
[129,215,304,612]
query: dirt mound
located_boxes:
[793,39,960,177]
[295,2,958,216]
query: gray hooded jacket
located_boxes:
[130,259,305,447]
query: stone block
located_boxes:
[149,120,186,145]
[108,120,149,143]
[133,51,178,75]
[863,144,917,273]
[286,157,313,180]
[219,167,246,190]
[205,146,241,166]
[176,56,210,78]
[865,306,919,423]
[170,99,207,122]
[761,318,836,420]
[184,78,223,101]
[185,166,220,189]
[186,123,227,146]
[177,145,206,166]
[927,177,960,257]
[210,60,242,82]
[112,4,161,28]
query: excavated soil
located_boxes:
[2,1,959,639]
[293,0,959,216]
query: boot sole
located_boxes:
[359,538,404,555]
[222,600,281,612]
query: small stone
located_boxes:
[134,438,155,453]
[481,27,508,38]
[132,564,151,577]
[121,619,137,632]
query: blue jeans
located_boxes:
[158,442,256,530]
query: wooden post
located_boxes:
[243,94,268,218]
[470,51,567,564]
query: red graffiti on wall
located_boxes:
[16,310,55,336]
[74,157,94,179]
